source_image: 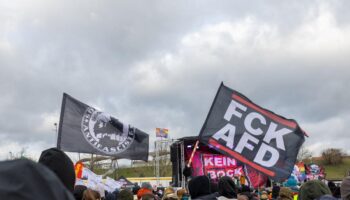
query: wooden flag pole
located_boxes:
[257,172,261,199]
[187,140,199,167]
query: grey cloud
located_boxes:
[0,0,350,159]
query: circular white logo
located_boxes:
[81,107,135,155]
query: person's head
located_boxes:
[118,189,134,200]
[142,182,153,190]
[163,191,177,200]
[162,195,177,200]
[188,175,211,198]
[0,159,74,200]
[112,188,119,197]
[341,176,350,200]
[299,180,331,200]
[211,180,219,193]
[38,147,76,192]
[272,185,280,199]
[104,192,116,200]
[74,185,87,200]
[164,187,175,196]
[93,184,105,199]
[218,176,236,198]
[82,189,101,200]
[260,191,268,200]
[141,193,156,200]
[278,187,293,200]
[333,186,341,198]
[328,181,336,190]
[137,183,153,199]
[238,193,250,200]
[240,185,251,193]
[176,188,187,199]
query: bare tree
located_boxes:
[297,145,312,162]
[322,148,346,165]
[7,147,34,161]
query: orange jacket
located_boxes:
[137,188,153,200]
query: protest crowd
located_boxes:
[1,148,350,200]
[0,85,349,200]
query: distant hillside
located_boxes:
[94,165,172,179]
[304,157,350,180]
[91,157,350,181]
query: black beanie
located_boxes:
[188,175,211,198]
[0,159,74,200]
[73,185,87,200]
[218,176,236,198]
[39,148,76,193]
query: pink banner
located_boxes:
[185,146,244,181]
[202,154,243,180]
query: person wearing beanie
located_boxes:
[82,189,101,200]
[299,180,331,200]
[119,189,134,200]
[278,187,293,200]
[217,176,237,200]
[0,159,74,200]
[38,147,76,193]
[188,175,218,200]
[137,182,153,200]
[341,176,350,200]
[73,185,87,200]
[104,192,116,200]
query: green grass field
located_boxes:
[304,157,350,180]
[91,158,350,181]
[94,165,172,179]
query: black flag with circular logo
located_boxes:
[57,93,149,161]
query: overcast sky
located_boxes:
[1,0,349,163]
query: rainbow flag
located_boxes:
[156,128,169,138]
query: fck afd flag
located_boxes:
[199,83,306,181]
[57,93,149,161]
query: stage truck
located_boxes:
[171,136,251,187]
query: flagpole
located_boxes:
[54,123,58,146]
[258,172,260,199]
[187,140,199,168]
[90,153,94,171]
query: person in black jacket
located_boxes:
[217,176,237,200]
[188,175,218,200]
[0,159,74,200]
[38,147,76,193]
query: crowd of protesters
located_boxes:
[1,147,350,200]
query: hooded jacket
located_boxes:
[299,180,331,200]
[0,159,74,200]
[38,147,76,193]
[188,176,218,200]
[218,176,237,199]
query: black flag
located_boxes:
[199,83,305,181]
[57,93,149,161]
